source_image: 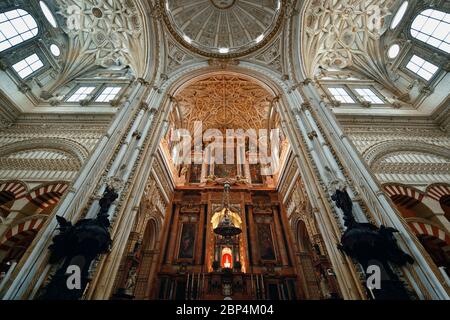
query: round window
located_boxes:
[50,44,61,57]
[388,44,400,59]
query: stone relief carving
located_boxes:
[41,0,146,96]
[253,36,283,73]
[174,74,273,133]
[301,0,408,97]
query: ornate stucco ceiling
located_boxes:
[162,0,284,58]
[302,0,393,72]
[173,74,274,132]
[56,0,144,69]
[301,0,403,95]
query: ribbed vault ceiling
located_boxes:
[163,0,283,57]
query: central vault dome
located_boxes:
[162,0,284,58]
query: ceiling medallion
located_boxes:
[92,7,103,18]
[210,0,236,10]
[161,0,285,59]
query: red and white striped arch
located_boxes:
[383,184,425,202]
[0,181,28,201]
[426,184,450,202]
[25,182,69,210]
[0,217,46,252]
[408,221,450,245]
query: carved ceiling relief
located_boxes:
[253,36,284,73]
[43,0,145,96]
[302,0,407,97]
[165,38,198,75]
[174,75,274,133]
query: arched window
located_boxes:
[411,9,450,53]
[0,9,39,52]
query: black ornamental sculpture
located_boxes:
[331,187,414,300]
[39,186,118,300]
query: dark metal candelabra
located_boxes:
[39,186,118,300]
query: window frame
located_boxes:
[409,9,450,55]
[326,86,358,105]
[65,85,98,103]
[0,8,40,53]
[350,86,387,105]
[403,53,440,82]
[11,53,45,79]
[93,85,124,104]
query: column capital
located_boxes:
[135,78,151,86]
[301,101,312,110]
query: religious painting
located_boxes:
[257,223,276,261]
[250,164,263,184]
[178,223,196,260]
[214,164,237,178]
[189,164,202,183]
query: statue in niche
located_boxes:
[180,166,188,177]
[235,175,249,184]
[319,273,332,300]
[125,267,138,295]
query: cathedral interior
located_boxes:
[0,0,449,301]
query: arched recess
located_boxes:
[363,140,450,167]
[133,218,160,299]
[133,64,366,301]
[294,217,330,299]
[383,183,435,219]
[385,182,450,276]
[20,182,70,215]
[0,181,28,221]
[427,184,450,221]
[294,219,313,253]
[406,218,450,275]
[0,216,46,273]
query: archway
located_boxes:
[0,181,28,221]
[133,219,159,299]
[417,235,449,276]
[296,220,313,254]
[161,72,289,188]
[384,184,432,219]
[384,183,450,276]
[407,219,450,277]
[427,184,450,222]
[441,196,450,222]
[0,217,46,274]
[20,182,69,216]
